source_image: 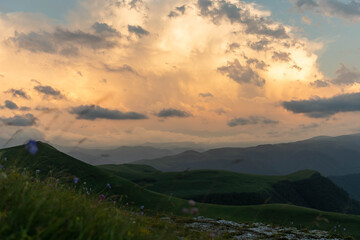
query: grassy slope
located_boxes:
[1,142,360,239]
[99,164,357,214]
[0,168,211,240]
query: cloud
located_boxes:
[331,64,360,85]
[199,92,214,98]
[282,92,360,118]
[246,58,268,70]
[34,85,64,99]
[198,0,289,38]
[9,25,118,55]
[155,108,192,118]
[5,88,31,99]
[272,51,291,62]
[92,22,120,36]
[168,5,186,17]
[4,100,19,110]
[294,0,360,21]
[310,79,330,88]
[310,64,360,87]
[0,114,37,126]
[128,25,149,37]
[217,59,266,86]
[19,106,31,111]
[301,16,312,24]
[248,39,270,51]
[228,116,279,127]
[104,64,138,75]
[69,105,148,120]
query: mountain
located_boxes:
[99,164,360,214]
[135,133,360,176]
[57,145,198,165]
[3,142,360,238]
[330,173,360,202]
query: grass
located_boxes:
[0,167,212,240]
[1,142,360,239]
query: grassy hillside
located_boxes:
[330,174,360,201]
[99,164,360,214]
[0,167,211,239]
[2,142,360,239]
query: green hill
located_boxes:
[99,164,360,214]
[2,142,360,239]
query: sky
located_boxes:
[1,0,360,148]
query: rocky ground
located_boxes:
[168,216,352,240]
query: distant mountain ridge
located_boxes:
[135,133,360,176]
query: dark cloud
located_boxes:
[4,100,19,110]
[282,92,360,118]
[227,42,240,52]
[35,106,52,112]
[0,113,37,126]
[168,5,186,17]
[294,0,360,21]
[248,39,270,51]
[217,59,266,87]
[128,25,149,37]
[9,25,118,55]
[199,92,214,98]
[34,85,64,99]
[19,106,31,111]
[155,108,192,118]
[331,64,360,85]
[246,58,268,70]
[69,105,147,120]
[104,64,138,74]
[272,51,291,62]
[310,64,360,88]
[5,88,30,99]
[310,79,330,88]
[228,116,279,127]
[92,22,120,36]
[198,0,289,39]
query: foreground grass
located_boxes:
[0,167,211,240]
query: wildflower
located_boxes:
[86,191,90,195]
[182,208,189,214]
[22,171,26,175]
[190,207,199,215]
[83,182,86,185]
[188,200,196,206]
[140,205,144,210]
[99,194,105,201]
[344,228,346,231]
[106,183,111,189]
[4,157,7,162]
[141,211,144,216]
[0,165,3,170]
[26,140,38,155]
[56,179,59,183]
[36,169,40,174]
[89,187,92,191]
[73,177,79,184]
